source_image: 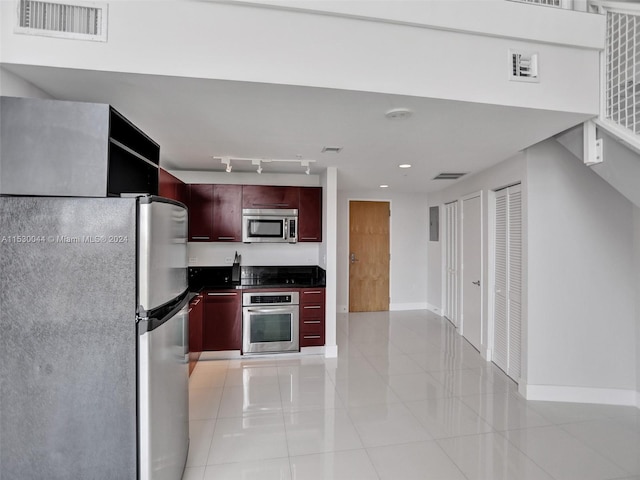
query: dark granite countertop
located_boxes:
[189,265,326,292]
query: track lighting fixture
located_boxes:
[213,156,316,175]
[221,157,232,173]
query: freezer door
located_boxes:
[138,298,190,480]
[138,197,188,312]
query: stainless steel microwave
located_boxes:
[242,208,298,243]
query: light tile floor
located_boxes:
[182,310,640,480]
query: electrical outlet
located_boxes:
[224,257,233,264]
[189,257,198,264]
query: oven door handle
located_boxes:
[246,307,295,314]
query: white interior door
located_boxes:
[462,193,482,352]
[444,201,459,327]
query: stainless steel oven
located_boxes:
[242,291,299,354]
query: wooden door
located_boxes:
[462,193,482,352]
[349,201,390,312]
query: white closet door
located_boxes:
[507,185,522,381]
[444,201,459,327]
[492,184,522,383]
[493,190,509,373]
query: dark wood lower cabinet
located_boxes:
[299,288,326,347]
[202,290,242,351]
[188,294,203,376]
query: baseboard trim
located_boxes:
[524,384,638,407]
[390,302,428,311]
[426,303,442,316]
[199,350,242,361]
[323,345,338,358]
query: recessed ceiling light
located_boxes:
[385,108,412,120]
[399,164,412,169]
[379,184,389,188]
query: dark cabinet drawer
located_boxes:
[299,288,325,347]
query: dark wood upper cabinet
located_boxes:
[298,187,323,242]
[242,185,299,209]
[213,185,242,241]
[202,290,242,351]
[188,184,214,241]
[159,168,187,205]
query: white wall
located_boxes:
[323,167,338,357]
[0,66,52,98]
[0,1,601,115]
[634,207,640,406]
[188,242,320,267]
[337,189,429,312]
[526,139,636,403]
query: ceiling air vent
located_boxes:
[321,146,343,154]
[433,173,467,180]
[16,0,108,42]
[510,50,539,82]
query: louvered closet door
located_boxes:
[493,190,509,373]
[492,184,522,382]
[507,185,522,381]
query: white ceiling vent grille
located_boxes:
[16,0,107,42]
[510,50,539,83]
[433,173,467,180]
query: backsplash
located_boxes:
[187,242,321,266]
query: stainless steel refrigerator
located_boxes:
[0,195,189,480]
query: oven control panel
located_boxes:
[242,291,299,306]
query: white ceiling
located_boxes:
[4,64,590,193]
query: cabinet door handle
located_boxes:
[192,236,210,240]
[217,236,235,240]
[303,305,321,309]
[253,203,288,207]
[304,320,321,324]
[303,291,323,295]
[303,335,321,339]
[193,298,201,305]
[188,308,193,313]
[300,237,318,240]
[207,292,237,296]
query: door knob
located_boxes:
[472,280,480,286]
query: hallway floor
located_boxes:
[182,310,640,480]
